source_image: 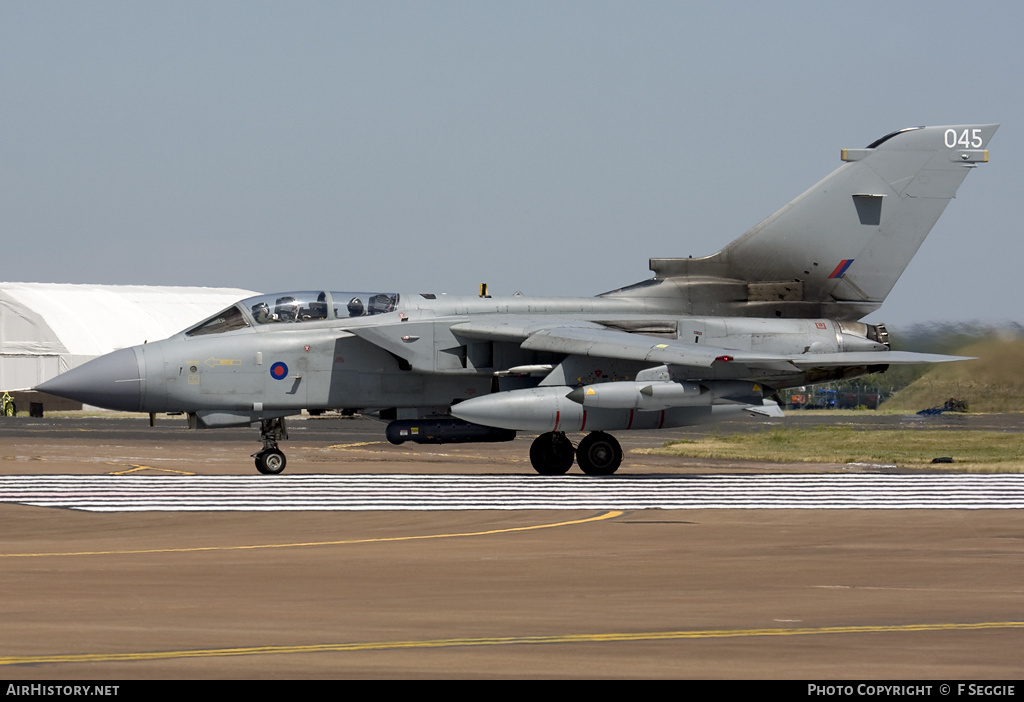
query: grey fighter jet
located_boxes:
[37,124,998,475]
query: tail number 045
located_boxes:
[945,128,983,149]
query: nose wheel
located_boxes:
[255,448,287,475]
[253,417,289,475]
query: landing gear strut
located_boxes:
[529,432,575,475]
[254,417,288,475]
[575,431,622,476]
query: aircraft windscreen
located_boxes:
[186,305,251,337]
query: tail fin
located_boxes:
[644,124,998,319]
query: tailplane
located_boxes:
[609,124,997,320]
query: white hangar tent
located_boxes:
[0,283,257,395]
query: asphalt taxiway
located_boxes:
[0,413,1022,679]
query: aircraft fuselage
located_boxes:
[87,291,887,424]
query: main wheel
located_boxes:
[255,448,287,475]
[529,432,575,475]
[576,432,622,476]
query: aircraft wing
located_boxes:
[519,326,733,367]
[783,351,972,367]
[461,323,970,371]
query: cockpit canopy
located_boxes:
[186,291,399,337]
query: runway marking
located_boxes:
[326,441,384,449]
[0,510,622,558]
[2,621,1022,667]
[108,465,197,476]
[1,474,1024,511]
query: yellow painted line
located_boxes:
[326,442,384,449]
[0,510,622,558]
[2,621,1021,666]
[107,465,196,476]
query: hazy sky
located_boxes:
[2,1,1021,328]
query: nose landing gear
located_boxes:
[254,417,288,475]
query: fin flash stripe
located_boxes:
[828,259,855,279]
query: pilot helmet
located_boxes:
[251,302,271,322]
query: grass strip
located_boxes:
[643,427,1024,471]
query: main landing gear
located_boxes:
[529,432,575,475]
[254,417,288,475]
[529,431,623,476]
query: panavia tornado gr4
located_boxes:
[38,124,998,475]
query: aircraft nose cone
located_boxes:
[35,348,143,412]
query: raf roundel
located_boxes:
[270,362,288,380]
